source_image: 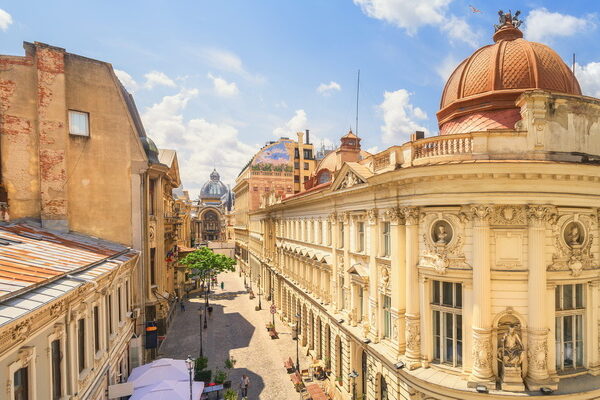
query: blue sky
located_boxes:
[2,1,600,196]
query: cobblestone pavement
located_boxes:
[160,271,310,400]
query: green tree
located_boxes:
[180,247,235,288]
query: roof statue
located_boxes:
[494,10,522,31]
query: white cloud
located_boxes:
[436,54,459,82]
[114,69,139,92]
[317,81,342,96]
[441,16,479,48]
[0,9,12,31]
[144,71,177,89]
[366,145,379,154]
[524,8,595,42]
[575,62,600,98]
[142,88,257,198]
[378,89,428,144]
[207,73,239,97]
[273,109,308,138]
[199,47,264,83]
[353,0,478,47]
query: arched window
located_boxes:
[379,375,388,400]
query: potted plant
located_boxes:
[336,375,343,386]
[224,389,238,400]
[223,356,236,388]
[213,369,227,385]
[194,356,212,383]
[265,322,274,331]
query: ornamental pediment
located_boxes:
[331,162,372,191]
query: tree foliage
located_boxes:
[180,247,235,285]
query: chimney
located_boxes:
[305,129,310,145]
[411,131,425,141]
[34,42,70,232]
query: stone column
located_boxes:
[368,208,379,341]
[386,207,405,352]
[468,205,495,388]
[589,280,600,375]
[402,206,421,369]
[525,205,557,390]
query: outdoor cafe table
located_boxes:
[306,383,328,400]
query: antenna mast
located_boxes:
[355,69,360,136]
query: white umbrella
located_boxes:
[128,358,190,388]
[130,380,205,400]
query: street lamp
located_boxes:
[197,308,203,357]
[257,272,262,310]
[295,313,301,372]
[185,355,194,400]
[349,370,359,400]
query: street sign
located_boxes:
[270,305,277,314]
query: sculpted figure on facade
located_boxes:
[500,325,524,368]
[420,215,468,273]
[549,214,596,276]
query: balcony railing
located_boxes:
[413,133,473,160]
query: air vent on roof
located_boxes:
[0,237,23,244]
[0,239,13,245]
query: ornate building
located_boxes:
[235,12,600,399]
[192,169,233,244]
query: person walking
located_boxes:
[239,374,250,399]
[180,300,185,312]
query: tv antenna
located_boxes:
[355,69,360,136]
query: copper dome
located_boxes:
[437,18,581,132]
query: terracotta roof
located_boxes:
[440,109,521,135]
[0,222,135,302]
[438,23,581,128]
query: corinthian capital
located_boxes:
[384,207,402,224]
[367,208,378,225]
[328,212,337,224]
[470,205,493,222]
[527,205,557,223]
[401,207,420,225]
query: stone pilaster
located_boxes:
[387,207,406,354]
[402,206,421,369]
[468,205,495,388]
[525,205,557,390]
[368,208,379,341]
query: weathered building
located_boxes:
[236,14,600,400]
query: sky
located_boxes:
[2,1,600,198]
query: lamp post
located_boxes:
[349,370,359,400]
[197,309,203,357]
[295,313,301,372]
[185,355,194,400]
[257,271,262,310]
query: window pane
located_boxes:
[555,317,562,370]
[576,284,584,308]
[576,314,583,340]
[564,341,574,368]
[442,282,453,306]
[564,316,573,341]
[433,281,440,304]
[433,310,440,336]
[445,313,453,339]
[555,286,561,310]
[455,283,462,308]
[564,285,573,310]
[445,337,454,363]
[456,315,463,365]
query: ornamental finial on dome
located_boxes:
[210,168,220,181]
[493,10,523,42]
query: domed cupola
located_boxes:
[200,169,228,199]
[437,10,581,135]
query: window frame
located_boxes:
[382,222,391,257]
[555,283,586,372]
[383,294,392,339]
[77,317,86,373]
[356,221,365,252]
[431,280,463,367]
[68,110,90,137]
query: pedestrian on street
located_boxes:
[220,281,224,290]
[180,300,185,312]
[239,374,250,399]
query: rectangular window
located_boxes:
[555,284,585,371]
[382,222,391,257]
[107,295,113,334]
[68,110,89,136]
[303,149,312,159]
[51,340,61,400]
[294,148,299,159]
[431,281,462,367]
[118,287,123,322]
[13,367,28,400]
[78,318,86,373]
[148,179,156,216]
[304,162,309,170]
[93,305,100,353]
[357,222,365,252]
[294,161,299,169]
[383,295,392,339]
[150,248,156,285]
[294,175,300,183]
[339,224,344,249]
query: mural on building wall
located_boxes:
[251,140,294,172]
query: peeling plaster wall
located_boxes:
[0,42,147,246]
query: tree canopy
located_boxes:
[180,247,235,283]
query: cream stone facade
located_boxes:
[235,15,600,400]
